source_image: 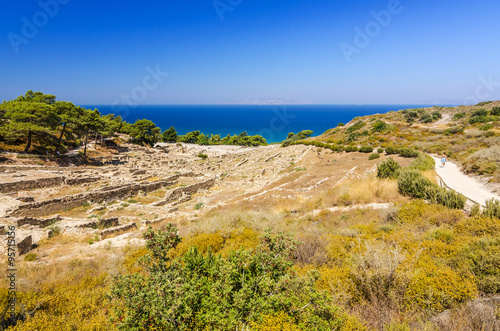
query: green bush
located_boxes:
[491,107,500,116]
[23,253,37,261]
[197,153,208,159]
[483,199,500,219]
[452,113,465,120]
[372,120,387,132]
[409,154,435,171]
[377,158,401,179]
[109,225,345,330]
[344,145,358,153]
[480,124,494,131]
[420,113,433,123]
[472,109,488,117]
[398,148,419,158]
[432,111,442,120]
[398,169,436,200]
[377,148,384,154]
[368,153,380,160]
[444,126,464,135]
[385,146,400,155]
[436,189,466,210]
[398,169,465,209]
[359,146,374,153]
[346,120,365,133]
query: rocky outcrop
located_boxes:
[17,235,33,255]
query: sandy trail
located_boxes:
[432,156,500,206]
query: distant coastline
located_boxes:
[81,104,444,143]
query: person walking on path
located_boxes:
[440,153,447,168]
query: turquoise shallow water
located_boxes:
[81,104,439,143]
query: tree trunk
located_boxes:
[24,130,32,153]
[56,123,66,152]
[83,130,89,157]
[94,132,99,149]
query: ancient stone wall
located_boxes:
[0,175,101,193]
[100,222,137,239]
[7,179,177,218]
[0,176,65,193]
[157,178,215,206]
[15,215,61,227]
[64,176,101,186]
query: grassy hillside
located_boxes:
[300,101,500,184]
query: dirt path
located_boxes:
[432,156,500,206]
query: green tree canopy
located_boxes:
[161,126,177,143]
[129,119,161,146]
[1,92,59,152]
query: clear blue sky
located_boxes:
[1,0,499,105]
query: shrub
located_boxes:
[432,111,442,120]
[23,252,37,261]
[368,153,380,160]
[444,126,464,135]
[470,115,497,124]
[472,109,488,117]
[385,146,400,155]
[398,169,435,200]
[377,158,401,179]
[420,113,433,123]
[409,154,435,171]
[491,107,500,116]
[109,226,346,330]
[456,216,500,237]
[48,226,61,238]
[359,146,374,153]
[436,189,466,210]
[372,120,387,132]
[377,148,384,154]
[398,169,466,209]
[480,123,494,131]
[344,146,358,153]
[197,153,208,159]
[453,112,465,120]
[346,120,365,133]
[483,199,500,219]
[406,259,476,312]
[398,148,419,158]
[349,242,409,304]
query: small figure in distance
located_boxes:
[440,153,447,168]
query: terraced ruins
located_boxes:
[0,141,412,259]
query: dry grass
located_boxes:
[321,176,403,208]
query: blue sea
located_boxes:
[82,104,439,143]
